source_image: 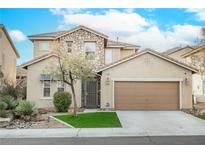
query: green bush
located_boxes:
[53,92,72,112]
[0,95,17,110]
[0,101,8,118]
[0,101,7,110]
[0,109,8,118]
[15,100,38,121]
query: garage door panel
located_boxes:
[115,81,179,110]
[116,103,178,110]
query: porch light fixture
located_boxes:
[184,77,190,85]
[106,102,110,108]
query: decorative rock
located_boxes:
[0,117,11,122]
[199,109,205,115]
[0,122,10,128]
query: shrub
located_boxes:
[15,100,38,121]
[53,91,72,112]
[0,80,26,99]
[0,109,8,118]
[0,95,17,110]
[0,101,7,110]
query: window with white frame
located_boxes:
[58,81,65,92]
[43,81,51,97]
[84,42,96,59]
[66,41,73,53]
[105,49,113,64]
[39,42,49,51]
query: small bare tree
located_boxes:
[190,53,205,80]
[45,43,96,116]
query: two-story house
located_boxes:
[22,25,197,110]
[0,24,20,86]
[164,44,205,104]
[21,25,139,108]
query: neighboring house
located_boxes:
[21,25,139,108]
[180,45,205,103]
[163,44,205,104]
[0,24,20,85]
[16,66,27,88]
[163,45,194,62]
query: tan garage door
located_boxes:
[114,81,179,110]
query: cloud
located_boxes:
[63,9,150,33]
[186,8,205,21]
[9,30,26,42]
[50,9,203,52]
[49,8,86,15]
[123,24,202,51]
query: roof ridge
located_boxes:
[21,52,58,68]
[182,44,205,58]
[28,25,108,39]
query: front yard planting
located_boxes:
[54,112,122,128]
[196,115,205,120]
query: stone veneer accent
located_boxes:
[60,29,105,67]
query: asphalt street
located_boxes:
[0,136,205,145]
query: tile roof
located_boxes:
[163,46,193,55]
[17,66,27,76]
[182,44,205,58]
[107,39,139,48]
[28,25,108,40]
[21,52,58,69]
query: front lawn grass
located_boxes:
[196,115,205,120]
[54,112,122,128]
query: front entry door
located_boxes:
[84,80,98,108]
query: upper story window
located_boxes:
[39,42,49,51]
[105,49,113,64]
[58,81,65,92]
[84,42,96,59]
[66,41,73,53]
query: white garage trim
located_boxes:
[112,78,183,110]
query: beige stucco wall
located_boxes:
[0,28,17,84]
[33,40,57,58]
[100,53,193,109]
[27,56,81,108]
[105,48,136,64]
[168,47,193,62]
[120,49,135,58]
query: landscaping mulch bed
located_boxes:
[0,112,70,129]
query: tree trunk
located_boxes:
[70,82,77,117]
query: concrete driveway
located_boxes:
[116,111,205,135]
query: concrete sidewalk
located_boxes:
[1,127,205,138]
